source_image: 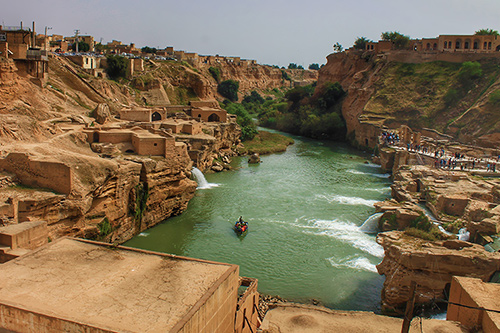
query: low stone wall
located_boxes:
[0,153,72,195]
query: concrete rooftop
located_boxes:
[0,238,236,332]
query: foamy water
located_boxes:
[327,254,378,273]
[317,194,379,207]
[307,219,384,258]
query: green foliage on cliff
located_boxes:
[208,66,221,83]
[489,90,500,104]
[365,59,500,135]
[218,79,239,101]
[257,82,347,140]
[106,55,128,80]
[224,102,258,141]
[97,218,113,237]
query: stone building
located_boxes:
[0,22,48,79]
[0,237,261,332]
[365,33,500,54]
[85,126,186,157]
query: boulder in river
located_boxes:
[248,153,261,164]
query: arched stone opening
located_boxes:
[455,39,462,49]
[433,43,437,50]
[426,43,431,50]
[473,40,480,49]
[208,113,220,122]
[464,40,471,49]
[151,112,162,122]
[496,45,500,52]
[444,41,448,48]
[92,132,99,143]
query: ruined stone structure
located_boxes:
[0,153,72,195]
[0,23,48,80]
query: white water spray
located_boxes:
[192,167,218,189]
[360,212,383,234]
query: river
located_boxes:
[125,132,391,312]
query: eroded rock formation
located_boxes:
[377,231,500,314]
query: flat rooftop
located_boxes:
[0,238,237,332]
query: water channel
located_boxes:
[125,131,391,311]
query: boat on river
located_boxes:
[234,219,248,235]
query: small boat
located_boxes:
[234,219,248,235]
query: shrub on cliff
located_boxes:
[224,103,257,141]
[105,55,128,80]
[489,90,500,104]
[218,80,239,102]
[308,63,320,70]
[208,67,221,83]
[458,61,483,90]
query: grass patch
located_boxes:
[238,131,294,155]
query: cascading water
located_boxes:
[191,167,217,189]
[360,212,383,234]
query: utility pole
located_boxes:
[401,281,417,333]
[74,29,80,53]
[44,26,52,50]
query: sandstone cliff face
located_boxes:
[376,231,500,314]
[317,51,500,147]
[0,136,196,243]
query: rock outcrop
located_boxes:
[0,133,196,243]
[376,231,500,314]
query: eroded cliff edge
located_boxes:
[317,51,500,148]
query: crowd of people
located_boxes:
[379,131,499,173]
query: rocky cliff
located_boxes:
[0,129,197,243]
[0,54,249,244]
[317,51,500,148]
[377,231,500,314]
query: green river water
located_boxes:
[125,131,391,312]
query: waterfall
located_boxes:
[192,167,217,189]
[360,212,383,234]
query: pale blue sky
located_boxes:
[2,0,500,67]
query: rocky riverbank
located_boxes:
[373,138,500,314]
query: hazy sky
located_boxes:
[3,0,500,67]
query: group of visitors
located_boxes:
[381,131,400,145]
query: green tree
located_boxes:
[242,91,265,104]
[217,80,239,102]
[353,37,372,50]
[224,103,258,141]
[141,46,157,54]
[475,28,499,36]
[72,41,90,52]
[333,42,343,52]
[105,55,128,80]
[288,63,298,69]
[381,31,410,49]
[308,63,320,70]
[316,82,346,111]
